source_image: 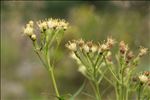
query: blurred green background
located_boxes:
[1,1,150,100]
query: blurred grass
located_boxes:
[1,1,150,100]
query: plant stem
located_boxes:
[46,47,60,98]
[49,68,60,97]
[90,82,101,100]
[138,84,141,100]
[95,83,101,100]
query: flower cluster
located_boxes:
[23,18,69,49]
[135,71,150,85]
[23,20,36,41]
[23,18,69,99]
[66,37,115,80]
[66,37,115,53]
[37,18,69,32]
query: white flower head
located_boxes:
[66,41,77,51]
[47,19,58,29]
[23,25,33,36]
[91,45,98,53]
[101,44,108,51]
[139,47,148,57]
[37,21,48,31]
[83,44,90,53]
[139,74,148,83]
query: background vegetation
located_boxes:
[1,1,150,100]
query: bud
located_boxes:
[31,34,36,41]
[29,20,34,27]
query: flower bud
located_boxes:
[29,20,34,27]
[31,34,36,41]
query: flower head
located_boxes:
[126,51,134,60]
[66,41,77,52]
[106,37,116,49]
[37,20,48,31]
[83,44,90,53]
[139,47,148,57]
[23,21,34,36]
[138,74,148,83]
[101,44,108,51]
[119,41,128,54]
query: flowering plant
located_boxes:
[23,18,149,100]
[23,18,68,99]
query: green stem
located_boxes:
[95,82,101,100]
[46,48,60,98]
[90,82,101,100]
[49,68,60,97]
[138,84,142,100]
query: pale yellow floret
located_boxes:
[139,74,148,83]
[24,25,33,36]
[66,41,77,51]
[83,44,90,53]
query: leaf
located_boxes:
[69,80,86,100]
